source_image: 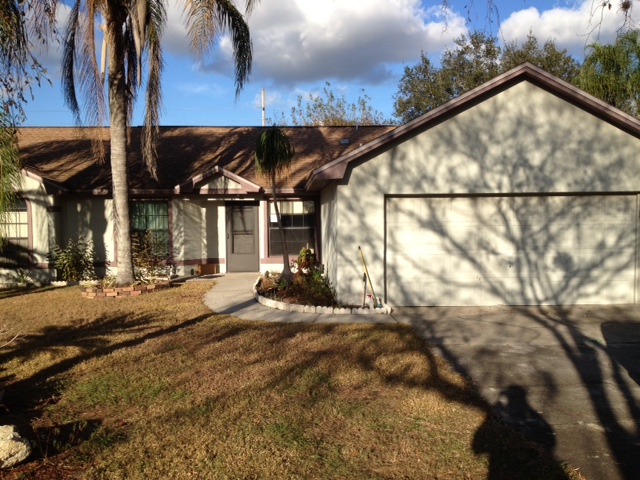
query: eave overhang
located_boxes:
[21,168,68,195]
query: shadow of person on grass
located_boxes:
[473,385,559,479]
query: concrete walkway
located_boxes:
[201,272,396,324]
[202,273,640,480]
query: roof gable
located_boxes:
[305,63,640,191]
[174,166,262,194]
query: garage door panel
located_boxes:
[387,197,419,224]
[480,226,518,256]
[450,254,481,274]
[450,281,482,306]
[449,223,482,252]
[483,252,522,279]
[548,227,577,249]
[576,280,633,305]
[386,250,414,273]
[546,251,591,280]
[481,279,520,305]
[577,225,635,250]
[600,248,636,277]
[388,224,448,251]
[449,198,480,222]
[599,225,636,248]
[597,196,635,222]
[482,197,513,224]
[388,251,451,279]
[386,195,637,306]
[387,277,449,306]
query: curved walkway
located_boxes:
[202,272,396,324]
[202,273,640,480]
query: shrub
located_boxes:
[257,247,340,307]
[12,268,34,285]
[289,247,338,306]
[132,230,172,282]
[50,238,96,282]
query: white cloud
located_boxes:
[177,82,226,97]
[499,1,638,58]
[200,0,468,86]
[162,1,191,56]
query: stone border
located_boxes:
[80,281,170,298]
[253,277,392,315]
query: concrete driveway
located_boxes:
[392,305,640,480]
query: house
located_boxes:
[4,63,640,306]
[2,125,392,282]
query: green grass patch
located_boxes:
[69,373,164,407]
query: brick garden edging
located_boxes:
[81,281,171,298]
[252,277,392,315]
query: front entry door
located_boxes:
[226,203,259,272]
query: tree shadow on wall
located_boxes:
[338,88,640,478]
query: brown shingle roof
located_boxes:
[17,125,395,194]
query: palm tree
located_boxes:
[576,29,640,118]
[255,126,295,283]
[61,0,255,285]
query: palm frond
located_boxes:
[124,19,139,121]
[184,0,253,96]
[130,0,149,87]
[61,0,82,125]
[255,126,295,178]
[62,0,107,159]
[142,0,166,180]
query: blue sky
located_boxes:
[22,0,637,127]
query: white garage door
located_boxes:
[386,196,638,306]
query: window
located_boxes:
[0,199,30,267]
[131,202,170,258]
[269,200,316,256]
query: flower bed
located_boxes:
[253,277,391,315]
[80,281,170,299]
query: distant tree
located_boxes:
[575,29,640,117]
[439,31,502,97]
[502,32,581,83]
[393,31,580,124]
[0,0,55,227]
[391,54,450,126]
[272,82,394,126]
[255,126,295,284]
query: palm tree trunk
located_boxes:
[106,11,134,285]
[272,171,293,282]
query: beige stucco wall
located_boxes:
[173,197,202,274]
[61,196,113,274]
[23,176,57,267]
[320,184,338,286]
[169,198,226,275]
[328,80,640,304]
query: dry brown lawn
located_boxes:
[0,282,581,479]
